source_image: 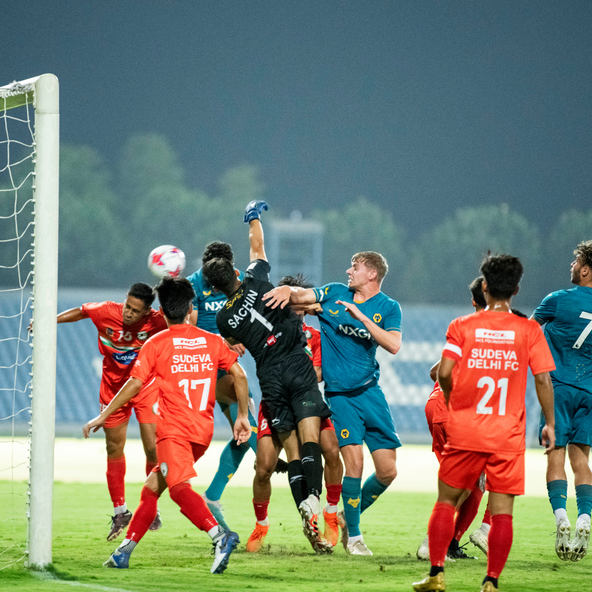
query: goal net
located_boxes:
[0,75,59,570]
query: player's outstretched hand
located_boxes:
[541,424,556,455]
[244,200,268,223]
[234,416,252,446]
[262,285,291,309]
[336,300,366,322]
[83,415,105,438]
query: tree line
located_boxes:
[11,132,592,306]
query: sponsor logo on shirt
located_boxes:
[475,329,515,344]
[266,335,277,346]
[328,309,339,315]
[137,331,148,341]
[173,337,207,349]
[203,290,212,296]
[205,301,225,312]
[338,324,372,340]
[112,350,138,365]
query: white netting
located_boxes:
[0,82,36,569]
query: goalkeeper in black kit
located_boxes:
[202,200,332,553]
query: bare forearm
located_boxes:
[249,220,267,262]
[57,308,85,323]
[229,364,249,417]
[535,372,555,426]
[362,319,401,355]
[101,379,142,420]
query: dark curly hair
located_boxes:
[480,254,523,300]
[155,277,195,323]
[202,242,234,266]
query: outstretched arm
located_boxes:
[57,307,85,323]
[249,219,267,262]
[263,285,317,309]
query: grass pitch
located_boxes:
[0,480,586,592]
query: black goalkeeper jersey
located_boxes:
[215,259,306,374]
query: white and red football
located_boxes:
[147,245,186,278]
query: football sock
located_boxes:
[106,455,126,509]
[482,576,498,588]
[253,499,270,525]
[114,504,128,515]
[454,486,483,540]
[208,525,225,542]
[342,476,362,538]
[170,482,218,532]
[487,514,513,578]
[547,479,568,512]
[482,506,491,525]
[360,473,389,513]
[300,442,323,497]
[287,460,308,508]
[205,439,248,502]
[228,401,258,453]
[428,501,456,568]
[325,483,342,507]
[429,566,444,577]
[575,484,592,518]
[117,539,137,554]
[124,486,159,544]
[145,460,157,476]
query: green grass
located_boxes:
[0,480,586,591]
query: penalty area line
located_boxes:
[32,570,140,592]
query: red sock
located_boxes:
[126,486,160,543]
[454,487,483,540]
[487,514,513,578]
[428,502,456,567]
[325,484,342,506]
[482,506,491,525]
[253,499,270,522]
[170,483,218,532]
[145,460,157,476]
[106,455,126,508]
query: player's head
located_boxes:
[571,240,592,286]
[278,274,313,289]
[202,258,241,297]
[202,242,234,266]
[468,276,487,311]
[123,283,155,325]
[480,254,523,301]
[348,251,388,289]
[155,276,196,324]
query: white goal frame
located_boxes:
[0,74,59,568]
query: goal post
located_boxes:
[0,73,60,569]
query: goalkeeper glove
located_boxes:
[244,200,269,223]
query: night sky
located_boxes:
[4,1,591,231]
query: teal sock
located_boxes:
[575,484,592,517]
[205,439,248,501]
[547,479,568,512]
[361,473,389,513]
[342,476,362,538]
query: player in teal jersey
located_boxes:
[186,242,258,531]
[533,240,592,562]
[264,251,402,555]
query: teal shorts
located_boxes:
[326,383,402,452]
[539,381,592,448]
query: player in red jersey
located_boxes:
[246,274,343,553]
[418,277,491,561]
[83,276,251,574]
[57,283,167,540]
[412,254,556,592]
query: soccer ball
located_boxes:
[148,245,186,278]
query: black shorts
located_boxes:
[257,350,331,434]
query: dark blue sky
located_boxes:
[4,1,591,230]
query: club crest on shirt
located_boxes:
[160,462,168,477]
[304,329,312,339]
[137,331,148,341]
[106,328,114,337]
[373,313,382,323]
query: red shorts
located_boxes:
[154,438,208,490]
[101,377,158,428]
[439,448,525,496]
[431,422,447,463]
[257,403,334,440]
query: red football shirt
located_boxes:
[81,302,167,400]
[303,322,322,367]
[442,310,555,454]
[131,323,238,445]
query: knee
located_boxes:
[255,460,275,483]
[375,464,397,486]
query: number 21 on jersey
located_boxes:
[476,376,508,416]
